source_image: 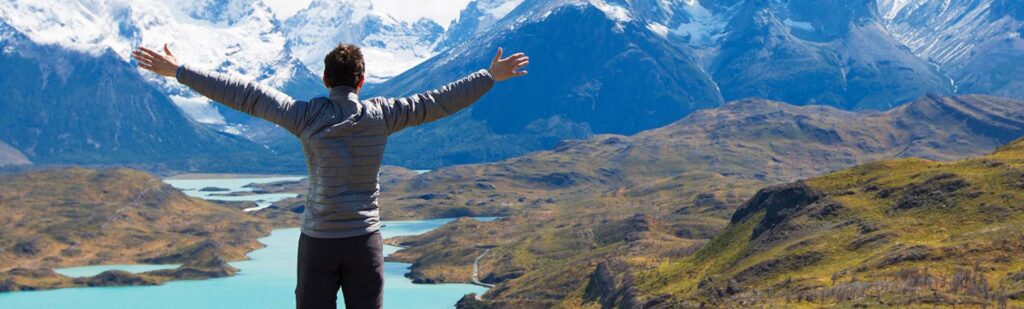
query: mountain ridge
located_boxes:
[368,0,1021,167]
[2,0,1021,170]
[0,19,304,173]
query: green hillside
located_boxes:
[626,138,1024,307]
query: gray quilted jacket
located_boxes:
[176,65,494,238]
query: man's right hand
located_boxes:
[133,44,181,78]
[488,47,529,82]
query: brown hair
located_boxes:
[323,44,365,88]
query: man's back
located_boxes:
[175,65,495,238]
[134,43,526,309]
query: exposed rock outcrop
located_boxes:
[582,261,641,309]
[893,173,976,210]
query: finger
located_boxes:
[138,47,156,56]
[163,44,174,57]
[513,70,528,77]
[139,47,162,59]
[492,47,503,65]
[514,57,529,65]
[133,57,155,68]
[502,53,526,62]
[137,62,154,71]
[133,55,152,65]
[133,51,155,62]
[132,54,152,66]
[513,61,529,69]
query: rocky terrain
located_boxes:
[0,167,274,291]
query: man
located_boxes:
[132,43,529,309]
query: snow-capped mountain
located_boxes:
[283,0,445,83]
[1,0,1021,171]
[0,0,451,143]
[367,0,726,167]
[0,0,322,133]
[368,0,1020,168]
[704,0,951,110]
[880,0,1024,98]
[0,19,301,172]
[438,0,524,49]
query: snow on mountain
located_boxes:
[0,0,319,132]
[437,0,524,49]
[366,0,976,167]
[661,0,730,49]
[877,0,918,20]
[283,0,444,83]
[366,0,726,167]
[180,0,259,25]
[881,0,1017,67]
[0,18,300,172]
[879,0,1024,98]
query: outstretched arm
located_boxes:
[133,44,312,135]
[380,47,529,134]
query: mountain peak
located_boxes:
[283,0,444,82]
[438,0,525,48]
[176,0,270,25]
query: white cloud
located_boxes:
[264,0,473,27]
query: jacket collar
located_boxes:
[328,86,361,115]
[329,86,359,102]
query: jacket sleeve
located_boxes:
[176,64,313,135]
[378,69,495,134]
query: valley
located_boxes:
[1,94,1022,307]
[277,94,1024,307]
[1,0,1023,307]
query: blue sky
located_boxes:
[264,0,474,27]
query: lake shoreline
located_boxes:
[2,174,491,308]
[164,173,306,180]
[1,218,495,298]
[1,218,497,293]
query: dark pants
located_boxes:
[296,231,384,309]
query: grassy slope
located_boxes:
[629,139,1024,307]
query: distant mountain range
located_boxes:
[377,94,1024,219]
[0,0,1021,170]
[371,0,1024,167]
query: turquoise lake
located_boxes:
[0,176,490,308]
